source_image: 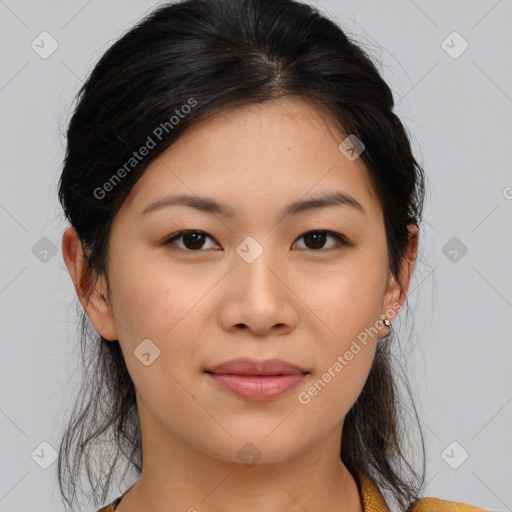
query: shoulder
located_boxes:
[95,501,118,512]
[355,470,487,512]
[409,496,488,511]
[96,482,135,511]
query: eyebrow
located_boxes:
[140,191,366,218]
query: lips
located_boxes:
[205,357,309,376]
[205,357,309,401]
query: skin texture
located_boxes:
[62,96,418,512]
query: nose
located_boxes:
[218,246,299,337]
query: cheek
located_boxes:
[306,255,387,344]
[299,286,378,426]
[108,260,207,410]
[107,254,213,385]
[108,252,203,340]
[299,256,385,406]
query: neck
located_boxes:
[117,402,363,512]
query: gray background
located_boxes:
[0,0,511,510]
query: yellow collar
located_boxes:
[98,471,485,512]
[355,471,486,512]
[356,471,390,511]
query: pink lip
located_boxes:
[205,357,309,401]
[206,357,308,375]
[207,374,307,401]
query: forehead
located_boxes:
[118,96,381,221]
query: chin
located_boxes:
[199,431,305,466]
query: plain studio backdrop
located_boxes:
[0,0,511,510]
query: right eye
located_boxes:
[163,230,221,252]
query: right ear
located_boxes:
[61,226,118,341]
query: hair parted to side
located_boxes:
[57,0,427,510]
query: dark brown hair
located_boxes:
[57,0,427,510]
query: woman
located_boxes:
[57,0,487,510]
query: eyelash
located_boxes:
[163,229,350,254]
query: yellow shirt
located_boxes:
[96,472,488,512]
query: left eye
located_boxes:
[164,230,349,253]
[294,230,348,251]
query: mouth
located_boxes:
[205,357,309,401]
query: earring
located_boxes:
[378,318,392,343]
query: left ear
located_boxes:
[378,224,419,337]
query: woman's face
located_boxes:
[67,96,417,466]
